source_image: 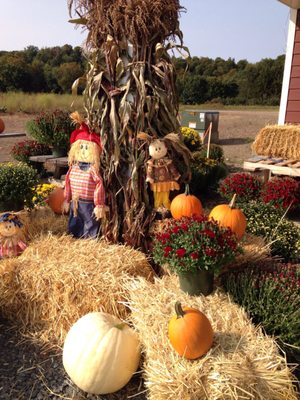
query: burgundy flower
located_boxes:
[205,248,216,257]
[173,226,180,234]
[204,229,215,239]
[161,233,171,240]
[176,248,186,258]
[192,214,206,222]
[180,223,188,231]
[164,246,172,257]
[191,251,199,259]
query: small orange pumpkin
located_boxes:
[209,194,246,240]
[170,184,203,219]
[168,302,213,360]
[47,187,66,214]
[0,118,5,134]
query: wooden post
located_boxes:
[206,122,213,158]
[263,169,271,183]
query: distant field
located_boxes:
[0,92,279,114]
[0,92,84,114]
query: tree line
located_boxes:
[0,45,285,105]
[174,55,285,105]
[0,45,85,94]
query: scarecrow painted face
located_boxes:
[69,139,101,164]
[0,214,23,238]
[0,221,20,237]
[149,139,168,160]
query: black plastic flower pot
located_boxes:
[52,147,67,158]
[178,270,214,296]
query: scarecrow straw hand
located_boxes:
[62,201,70,214]
[93,205,109,221]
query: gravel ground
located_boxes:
[0,109,278,166]
[0,318,146,400]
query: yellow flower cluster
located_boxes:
[180,127,201,150]
[32,183,58,205]
[204,158,217,167]
[294,239,300,257]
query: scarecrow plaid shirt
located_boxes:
[64,164,105,206]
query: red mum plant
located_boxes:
[262,177,300,211]
[11,140,51,164]
[219,172,262,203]
[152,215,240,275]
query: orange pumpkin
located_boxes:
[209,194,246,240]
[0,118,5,134]
[170,185,203,219]
[47,187,66,214]
[168,302,213,360]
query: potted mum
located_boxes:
[26,109,74,157]
[152,215,239,296]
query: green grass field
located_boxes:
[0,92,84,114]
[0,92,279,114]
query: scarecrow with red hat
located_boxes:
[63,112,108,238]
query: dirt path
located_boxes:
[0,110,279,166]
[218,110,278,166]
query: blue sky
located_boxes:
[0,0,291,62]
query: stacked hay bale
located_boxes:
[125,275,298,400]
[16,206,68,240]
[252,124,300,159]
[0,233,154,345]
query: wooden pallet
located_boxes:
[243,156,300,179]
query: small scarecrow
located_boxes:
[138,133,181,210]
[0,213,27,258]
[64,112,108,238]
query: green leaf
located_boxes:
[68,17,88,25]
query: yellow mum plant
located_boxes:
[31,183,58,206]
[180,127,201,151]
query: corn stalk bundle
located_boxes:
[68,0,190,248]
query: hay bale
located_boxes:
[0,234,154,345]
[227,233,270,270]
[16,206,68,240]
[252,124,300,159]
[125,275,298,400]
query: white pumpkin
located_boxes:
[62,312,141,394]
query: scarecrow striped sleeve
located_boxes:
[64,169,72,203]
[64,165,106,206]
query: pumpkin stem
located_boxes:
[184,184,190,196]
[114,323,126,330]
[175,301,185,318]
[229,193,237,209]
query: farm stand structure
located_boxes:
[278,0,300,123]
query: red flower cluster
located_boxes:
[176,248,186,257]
[202,229,215,239]
[253,264,300,296]
[219,172,262,203]
[11,140,51,163]
[152,215,239,275]
[262,177,300,211]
